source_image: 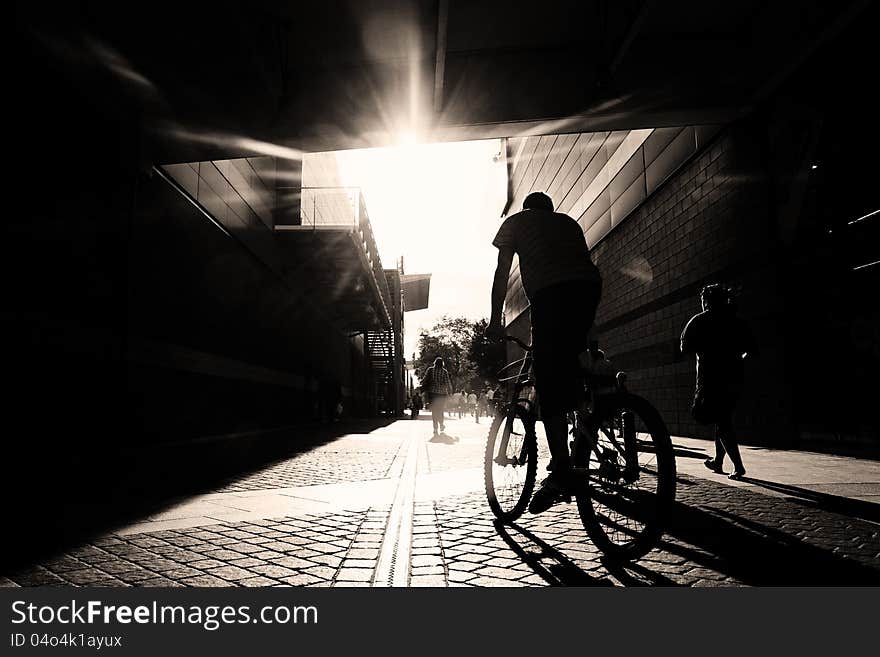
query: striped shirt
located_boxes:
[493,208,600,299]
[423,365,453,396]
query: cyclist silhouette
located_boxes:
[486,192,602,513]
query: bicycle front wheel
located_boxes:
[484,402,538,523]
[576,392,676,561]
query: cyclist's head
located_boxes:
[700,284,730,312]
[523,191,554,212]
[434,357,444,368]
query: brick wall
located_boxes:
[505,120,796,444]
[590,124,791,442]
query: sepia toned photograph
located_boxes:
[6,0,878,598]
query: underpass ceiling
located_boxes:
[15,0,872,162]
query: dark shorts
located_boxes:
[427,393,447,409]
[692,382,741,425]
[530,278,602,416]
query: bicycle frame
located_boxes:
[494,335,639,476]
[493,338,535,467]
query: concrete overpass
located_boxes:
[14,0,871,159]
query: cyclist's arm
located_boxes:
[679,315,699,355]
[489,247,515,329]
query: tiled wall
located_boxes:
[504,123,793,443]
[164,158,275,229]
[504,125,719,320]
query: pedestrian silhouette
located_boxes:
[420,357,453,437]
[681,284,757,479]
[409,391,423,420]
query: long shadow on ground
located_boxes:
[739,477,880,523]
[648,478,880,585]
[3,418,394,571]
[494,522,614,586]
[492,476,880,586]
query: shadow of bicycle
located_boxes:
[490,475,880,586]
[492,521,614,586]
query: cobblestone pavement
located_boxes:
[433,479,880,586]
[3,415,878,587]
[215,437,404,492]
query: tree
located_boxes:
[415,315,506,392]
[467,318,507,386]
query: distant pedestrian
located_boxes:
[681,284,757,480]
[468,391,478,421]
[410,392,423,420]
[476,392,489,423]
[457,390,467,419]
[421,358,454,436]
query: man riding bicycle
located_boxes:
[486,191,603,514]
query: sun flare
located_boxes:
[332,138,508,356]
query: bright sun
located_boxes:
[332,138,508,356]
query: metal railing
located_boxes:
[297,186,392,324]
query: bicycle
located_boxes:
[484,335,676,562]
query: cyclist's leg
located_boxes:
[543,415,572,469]
[528,281,599,512]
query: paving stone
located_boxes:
[180,574,234,587]
[92,577,131,587]
[237,576,277,587]
[474,566,523,581]
[227,557,264,568]
[271,555,316,569]
[411,547,443,557]
[411,566,445,576]
[333,581,371,587]
[95,560,142,575]
[202,549,244,561]
[469,576,523,587]
[187,559,227,570]
[410,574,447,587]
[279,573,322,586]
[249,565,298,579]
[206,566,257,581]
[302,566,337,580]
[343,548,378,560]
[139,578,185,587]
[11,569,67,586]
[43,556,87,573]
[447,570,477,583]
[336,568,373,582]
[410,555,443,568]
[115,569,161,584]
[309,554,343,568]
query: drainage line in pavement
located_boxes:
[373,435,418,587]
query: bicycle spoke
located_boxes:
[486,407,537,520]
[578,395,674,558]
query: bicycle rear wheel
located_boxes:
[576,392,675,561]
[484,402,538,523]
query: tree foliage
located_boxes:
[415,315,506,392]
